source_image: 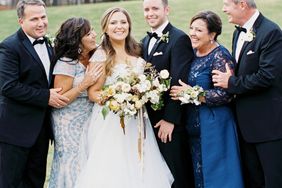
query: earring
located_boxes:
[78,47,82,54]
[210,40,214,44]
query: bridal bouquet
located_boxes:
[100,63,171,134]
[177,85,205,105]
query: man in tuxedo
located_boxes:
[0,0,69,187]
[212,0,282,187]
[142,0,194,187]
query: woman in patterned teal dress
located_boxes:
[170,11,244,188]
[48,18,103,188]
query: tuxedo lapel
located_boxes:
[232,30,240,58]
[148,38,162,61]
[148,23,172,62]
[18,29,49,83]
[45,42,54,85]
[143,36,150,61]
[237,14,262,63]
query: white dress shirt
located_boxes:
[27,35,51,82]
[148,20,169,55]
[235,10,259,61]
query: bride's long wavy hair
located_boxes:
[100,7,141,75]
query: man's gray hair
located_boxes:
[233,0,257,8]
[16,0,45,18]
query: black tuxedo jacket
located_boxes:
[141,23,194,127]
[0,28,54,147]
[228,14,282,143]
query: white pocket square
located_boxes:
[246,50,255,55]
[153,51,163,56]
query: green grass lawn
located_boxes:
[0,0,281,187]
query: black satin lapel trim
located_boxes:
[21,39,49,85]
[232,30,239,58]
[22,39,46,72]
[46,44,54,86]
[143,36,150,61]
[148,38,162,61]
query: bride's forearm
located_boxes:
[88,73,106,103]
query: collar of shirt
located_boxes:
[26,34,44,45]
[242,9,260,31]
[151,20,169,37]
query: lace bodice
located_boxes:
[188,45,235,106]
[90,48,146,85]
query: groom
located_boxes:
[0,0,69,187]
[142,0,194,187]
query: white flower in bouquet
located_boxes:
[115,93,130,103]
[177,85,205,105]
[138,74,147,82]
[121,83,131,93]
[152,78,160,87]
[135,100,143,109]
[160,69,169,79]
[135,80,151,93]
[178,93,191,104]
[158,84,168,92]
[146,90,160,104]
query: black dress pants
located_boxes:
[0,126,49,188]
[240,138,282,188]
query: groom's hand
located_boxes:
[154,120,174,143]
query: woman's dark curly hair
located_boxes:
[53,17,93,62]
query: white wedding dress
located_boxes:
[74,53,173,188]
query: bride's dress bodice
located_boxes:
[89,48,146,85]
[105,57,145,85]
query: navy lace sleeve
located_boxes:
[205,46,235,106]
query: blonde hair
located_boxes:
[100,7,141,75]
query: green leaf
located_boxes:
[102,107,109,120]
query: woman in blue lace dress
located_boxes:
[170,11,244,188]
[48,18,103,188]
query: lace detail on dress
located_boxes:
[189,46,235,106]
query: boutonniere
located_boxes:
[45,34,55,47]
[159,31,169,43]
[243,28,256,42]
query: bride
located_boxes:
[74,7,173,188]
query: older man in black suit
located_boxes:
[212,0,282,187]
[142,0,195,187]
[0,0,69,187]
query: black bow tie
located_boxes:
[33,38,46,46]
[147,31,159,39]
[235,25,247,33]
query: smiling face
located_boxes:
[81,28,97,54]
[222,0,244,25]
[106,11,129,42]
[189,19,215,51]
[143,0,169,30]
[19,5,48,39]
